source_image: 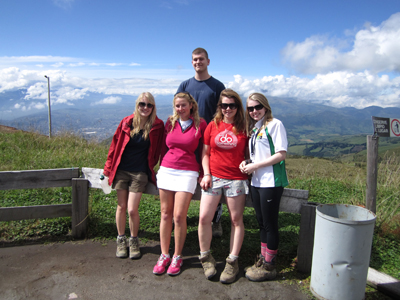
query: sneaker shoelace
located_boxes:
[171,256,181,267]
[157,255,168,266]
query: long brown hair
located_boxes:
[168,92,201,135]
[131,92,157,140]
[213,88,245,134]
[245,92,273,137]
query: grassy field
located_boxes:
[0,128,399,299]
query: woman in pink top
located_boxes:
[153,92,207,276]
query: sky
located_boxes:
[1,0,400,116]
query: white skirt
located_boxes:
[157,166,199,194]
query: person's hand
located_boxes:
[200,175,212,191]
[241,163,257,175]
[239,160,247,171]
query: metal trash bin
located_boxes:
[310,204,376,300]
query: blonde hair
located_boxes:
[168,92,201,134]
[131,92,157,140]
[245,93,273,137]
[213,88,245,135]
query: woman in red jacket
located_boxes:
[103,92,164,259]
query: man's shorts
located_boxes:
[202,176,249,197]
[112,170,148,193]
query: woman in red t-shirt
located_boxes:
[197,88,249,284]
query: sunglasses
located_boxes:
[138,102,154,109]
[220,103,238,110]
[247,104,264,112]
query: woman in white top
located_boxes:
[239,92,288,282]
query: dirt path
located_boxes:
[0,240,310,300]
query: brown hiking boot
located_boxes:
[245,254,264,273]
[245,256,277,282]
[129,237,141,259]
[116,236,128,258]
[212,221,223,238]
[199,253,217,279]
[220,257,239,284]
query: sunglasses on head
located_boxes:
[138,102,154,109]
[220,103,238,110]
[247,104,264,112]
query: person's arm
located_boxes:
[159,119,170,165]
[103,119,123,176]
[241,151,286,175]
[200,144,211,190]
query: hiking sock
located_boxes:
[265,248,278,263]
[200,250,211,258]
[261,242,267,257]
[228,253,239,261]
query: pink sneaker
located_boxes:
[153,254,170,275]
[167,255,183,276]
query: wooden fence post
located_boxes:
[297,202,319,273]
[72,178,89,239]
[366,135,379,213]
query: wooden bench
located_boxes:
[0,168,89,239]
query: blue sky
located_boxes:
[1,0,400,116]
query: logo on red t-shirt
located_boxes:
[215,130,238,149]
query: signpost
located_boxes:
[368,116,400,213]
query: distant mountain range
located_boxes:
[1,89,400,144]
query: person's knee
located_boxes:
[199,213,213,226]
[173,212,187,225]
[230,215,244,227]
[160,208,173,222]
[128,208,139,219]
[117,202,127,212]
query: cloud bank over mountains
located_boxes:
[1,13,400,116]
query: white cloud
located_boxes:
[129,63,141,66]
[54,87,89,104]
[282,12,400,74]
[69,62,86,67]
[93,96,122,105]
[0,56,76,64]
[52,62,64,68]
[227,72,400,109]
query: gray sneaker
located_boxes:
[220,257,239,284]
[129,237,141,259]
[199,253,217,279]
[212,221,223,238]
[116,236,128,258]
[245,256,277,282]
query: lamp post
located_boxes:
[44,75,52,138]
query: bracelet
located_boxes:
[203,174,211,177]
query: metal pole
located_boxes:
[44,75,52,138]
[366,134,379,213]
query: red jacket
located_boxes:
[103,114,164,186]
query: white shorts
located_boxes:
[156,166,199,194]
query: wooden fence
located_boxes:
[0,168,88,239]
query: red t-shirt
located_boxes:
[203,121,248,180]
